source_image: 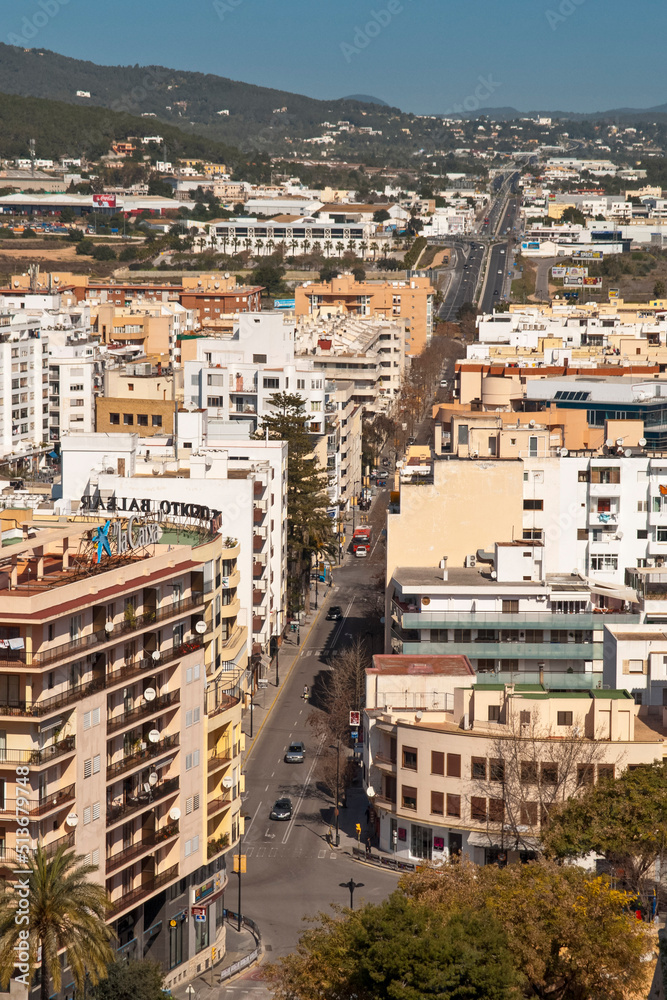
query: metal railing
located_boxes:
[106,776,179,825]
[108,863,179,917]
[106,822,179,873]
[207,793,233,814]
[107,691,180,735]
[0,737,75,766]
[106,733,180,780]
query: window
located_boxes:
[541,763,558,785]
[137,414,148,426]
[488,798,504,822]
[263,378,280,389]
[490,759,504,782]
[401,785,417,810]
[446,793,461,817]
[127,383,134,391]
[109,412,120,425]
[520,710,531,725]
[152,415,162,427]
[502,600,519,614]
[186,797,193,815]
[458,424,469,445]
[658,527,667,543]
[447,753,461,778]
[628,659,644,673]
[431,791,444,815]
[471,757,487,780]
[431,751,444,775]
[523,499,543,510]
[83,806,91,825]
[185,750,200,770]
[123,413,134,426]
[93,754,100,775]
[590,554,618,571]
[84,758,92,778]
[591,466,620,484]
[521,761,538,784]
[297,379,305,390]
[597,763,614,781]
[253,354,267,363]
[637,529,648,540]
[92,801,100,820]
[471,797,487,821]
[557,712,573,727]
[402,747,417,770]
[520,802,538,826]
[577,528,588,540]
[577,764,594,787]
[488,705,501,722]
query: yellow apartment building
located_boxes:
[0,516,246,987]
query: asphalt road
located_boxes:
[438,240,485,322]
[220,494,398,997]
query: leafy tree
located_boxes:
[256,393,334,612]
[75,238,96,255]
[352,265,366,282]
[250,261,286,298]
[404,860,651,1000]
[653,279,665,298]
[373,208,391,223]
[319,264,340,283]
[59,207,75,223]
[119,244,140,261]
[561,206,586,226]
[0,846,113,1000]
[92,244,116,261]
[542,760,667,908]
[147,177,174,198]
[266,893,520,1000]
[90,960,164,1000]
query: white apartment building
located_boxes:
[210,217,380,256]
[185,313,327,435]
[47,340,101,444]
[0,313,49,458]
[295,315,406,412]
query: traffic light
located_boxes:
[211,946,217,963]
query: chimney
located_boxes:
[439,556,448,581]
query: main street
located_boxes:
[219,492,398,998]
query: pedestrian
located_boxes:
[366,836,372,857]
[303,684,309,700]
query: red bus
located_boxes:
[352,527,372,557]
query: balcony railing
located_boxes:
[44,830,76,857]
[207,793,233,815]
[107,690,180,735]
[107,776,179,825]
[0,595,205,669]
[108,863,179,917]
[106,822,179,873]
[207,748,232,773]
[106,733,180,780]
[30,782,76,817]
[0,737,76,766]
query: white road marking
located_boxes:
[244,800,262,837]
[318,849,326,858]
[330,853,337,860]
[281,740,324,845]
[264,784,269,792]
[329,598,355,648]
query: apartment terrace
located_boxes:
[107,863,179,918]
[105,821,179,873]
[107,775,179,825]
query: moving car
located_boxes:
[270,797,293,820]
[327,605,343,621]
[376,478,387,488]
[284,742,305,763]
[382,458,390,467]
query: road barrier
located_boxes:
[219,913,262,983]
[352,845,416,872]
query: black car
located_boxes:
[270,797,293,821]
[382,458,390,467]
[327,605,343,621]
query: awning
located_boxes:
[49,451,59,460]
[39,717,63,733]
[588,581,638,604]
[467,831,540,851]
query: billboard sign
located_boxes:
[572,250,603,259]
[273,298,295,310]
[349,711,361,727]
[583,277,602,287]
[522,241,540,250]
[552,266,566,277]
[563,276,583,286]
[609,288,620,299]
[92,194,117,208]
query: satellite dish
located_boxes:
[616,531,624,540]
[367,787,376,799]
[144,687,156,702]
[605,438,614,447]
[221,775,233,788]
[617,447,624,455]
[169,807,181,821]
[615,438,624,446]
[104,622,114,633]
[640,437,647,447]
[66,812,78,828]
[148,772,158,786]
[148,729,160,743]
[151,650,161,661]
[560,447,569,457]
[195,620,207,635]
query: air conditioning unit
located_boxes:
[465,554,476,568]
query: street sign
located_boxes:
[350,729,359,740]
[349,711,361,726]
[192,906,206,921]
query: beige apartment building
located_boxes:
[0,515,247,989]
[294,273,435,356]
[363,655,663,865]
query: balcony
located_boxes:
[205,691,239,721]
[107,690,180,736]
[373,752,397,772]
[0,737,76,767]
[397,640,603,660]
[106,733,180,781]
[393,604,639,631]
[107,776,179,825]
[108,863,179,918]
[106,822,179,873]
[7,594,205,670]
[44,830,76,857]
[207,747,232,773]
[207,792,234,816]
[30,782,76,817]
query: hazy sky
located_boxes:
[8,0,667,113]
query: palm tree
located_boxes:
[370,241,379,260]
[0,846,113,1000]
[359,240,368,259]
[335,241,345,255]
[323,240,333,258]
[266,238,275,256]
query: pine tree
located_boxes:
[256,393,334,611]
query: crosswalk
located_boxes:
[242,843,339,862]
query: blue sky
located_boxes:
[9,0,667,113]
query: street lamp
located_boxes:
[339,878,364,909]
[332,739,341,847]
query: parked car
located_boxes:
[377,478,387,487]
[327,605,343,621]
[270,797,293,820]
[284,742,305,763]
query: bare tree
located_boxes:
[478,710,622,855]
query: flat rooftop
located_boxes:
[369,654,475,677]
[392,566,547,590]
